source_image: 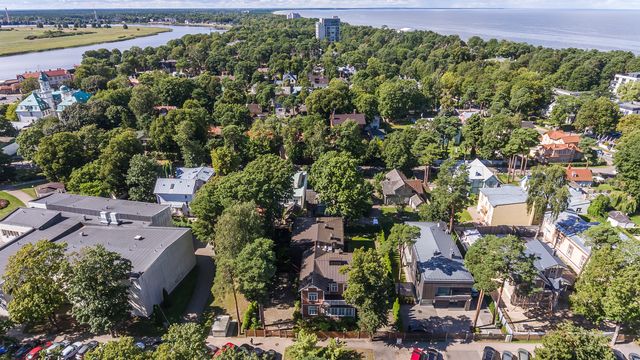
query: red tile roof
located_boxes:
[566,167,593,183]
[19,68,70,79]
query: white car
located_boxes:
[61,342,83,359]
[46,340,70,355]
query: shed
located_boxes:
[211,315,231,337]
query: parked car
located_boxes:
[75,341,98,359]
[613,350,627,360]
[483,346,499,360]
[238,344,254,354]
[206,344,219,355]
[46,340,70,356]
[253,347,264,357]
[263,349,277,360]
[25,345,45,360]
[502,351,514,360]
[411,348,424,360]
[517,348,530,360]
[13,342,37,359]
[425,348,440,360]
[61,342,83,359]
[629,353,640,360]
[0,341,18,355]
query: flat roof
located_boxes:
[479,185,527,207]
[154,178,197,195]
[406,221,474,283]
[0,208,61,229]
[29,193,169,219]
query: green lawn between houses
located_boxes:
[0,191,25,219]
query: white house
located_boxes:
[465,159,500,194]
[542,211,599,274]
[611,72,640,94]
[607,211,635,229]
[618,102,640,116]
[153,166,214,216]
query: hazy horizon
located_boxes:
[8,0,640,11]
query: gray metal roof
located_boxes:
[0,210,190,275]
[525,239,565,272]
[153,178,198,196]
[29,193,169,219]
[551,211,598,254]
[406,221,474,283]
[175,166,215,182]
[479,185,528,207]
[0,208,61,229]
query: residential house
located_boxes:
[477,186,536,226]
[293,217,356,318]
[288,171,308,208]
[542,211,599,274]
[153,167,214,216]
[464,159,500,194]
[0,193,195,317]
[380,169,425,210]
[0,79,20,94]
[568,184,591,215]
[403,221,475,309]
[503,239,567,309]
[618,102,640,116]
[247,103,265,118]
[536,130,581,163]
[330,112,366,128]
[607,211,635,229]
[308,74,329,89]
[566,166,593,187]
[456,108,482,124]
[153,105,177,116]
[15,73,91,129]
[286,12,301,19]
[459,227,482,250]
[17,68,72,88]
[611,72,640,94]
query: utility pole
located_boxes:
[94,10,98,22]
[4,8,10,24]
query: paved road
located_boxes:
[5,189,34,204]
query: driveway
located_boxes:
[400,301,495,334]
[5,189,34,204]
[182,242,215,321]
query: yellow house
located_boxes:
[477,186,537,226]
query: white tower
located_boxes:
[38,72,55,110]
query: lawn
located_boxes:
[160,266,199,324]
[631,214,640,227]
[458,209,473,223]
[0,191,24,219]
[19,187,37,199]
[0,26,170,56]
[348,236,376,251]
[497,173,521,185]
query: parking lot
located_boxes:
[400,302,496,334]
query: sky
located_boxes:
[9,0,640,10]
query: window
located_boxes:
[566,245,574,257]
[329,283,338,293]
[308,306,318,316]
[327,307,355,317]
[579,255,587,267]
[308,292,318,302]
[436,287,451,296]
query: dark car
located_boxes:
[613,350,627,360]
[425,348,440,360]
[502,350,514,360]
[483,346,499,360]
[0,341,18,355]
[629,353,640,360]
[253,347,264,357]
[517,348,530,360]
[75,341,99,360]
[238,344,254,354]
[206,344,220,355]
[263,349,278,360]
[12,342,36,359]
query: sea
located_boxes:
[274,9,640,53]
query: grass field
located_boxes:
[0,26,170,56]
[0,191,24,219]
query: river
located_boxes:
[0,25,221,80]
[276,9,640,53]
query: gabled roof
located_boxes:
[381,169,424,196]
[330,113,366,127]
[153,178,198,196]
[551,211,599,254]
[406,221,474,283]
[566,166,593,183]
[292,217,344,247]
[479,185,527,207]
[19,68,69,79]
[525,239,565,272]
[608,211,632,224]
[467,159,497,181]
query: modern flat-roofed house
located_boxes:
[477,186,536,226]
[503,239,568,309]
[403,222,474,309]
[293,217,356,318]
[542,211,599,274]
[289,171,308,208]
[618,102,640,116]
[465,159,500,194]
[380,169,425,210]
[0,194,196,317]
[566,166,593,187]
[611,72,640,94]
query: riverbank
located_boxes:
[0,26,171,57]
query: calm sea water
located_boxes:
[0,25,220,80]
[276,9,640,53]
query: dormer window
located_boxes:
[330,283,338,292]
